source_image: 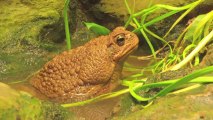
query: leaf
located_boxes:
[163,0,203,38]
[64,0,71,49]
[193,11,213,42]
[83,22,111,35]
[130,66,213,102]
[184,14,206,43]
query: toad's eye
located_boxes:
[116,34,125,46]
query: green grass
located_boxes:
[170,10,213,70]
[125,5,212,74]
[64,0,71,50]
[124,0,204,60]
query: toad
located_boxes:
[30,27,139,102]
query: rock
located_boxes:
[0,82,70,120]
[95,0,212,23]
[0,0,66,81]
[68,0,98,47]
[0,0,65,53]
[112,84,213,120]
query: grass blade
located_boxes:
[84,22,110,35]
[164,0,203,38]
[171,30,213,70]
[64,0,71,49]
[155,66,213,98]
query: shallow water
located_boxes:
[3,46,150,119]
[0,52,46,82]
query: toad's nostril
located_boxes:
[126,34,132,39]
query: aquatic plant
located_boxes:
[83,22,110,35]
[63,0,111,49]
[124,0,204,59]
[64,0,71,49]
[171,11,213,70]
[62,66,213,107]
[139,10,213,73]
[124,1,213,74]
[127,66,213,102]
[120,3,212,106]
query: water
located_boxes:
[2,46,150,119]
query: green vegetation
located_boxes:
[124,0,212,73]
[63,0,111,49]
[171,11,213,70]
[62,66,213,107]
[127,66,213,102]
[84,22,110,35]
[0,82,69,120]
[122,0,213,105]
[62,0,213,108]
[124,0,204,59]
[64,0,71,50]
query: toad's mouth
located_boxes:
[114,44,138,62]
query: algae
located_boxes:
[0,0,64,53]
[0,82,70,120]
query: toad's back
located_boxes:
[30,27,139,102]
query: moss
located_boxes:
[0,0,64,53]
[0,82,71,120]
[0,0,67,81]
[42,102,73,120]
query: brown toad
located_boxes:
[30,27,139,102]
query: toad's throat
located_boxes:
[114,44,138,61]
